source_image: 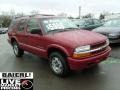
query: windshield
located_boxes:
[75,19,94,26]
[41,18,78,33]
[104,19,120,27]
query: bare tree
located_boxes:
[0,12,11,27]
[82,13,94,19]
[10,10,15,17]
[30,10,39,15]
[99,14,105,20]
[57,13,67,17]
[16,12,25,17]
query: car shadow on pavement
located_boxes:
[110,43,120,48]
[24,52,103,77]
[109,43,120,59]
[69,65,100,77]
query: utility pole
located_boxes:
[79,6,81,19]
[0,19,3,28]
[0,24,2,28]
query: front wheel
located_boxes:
[12,42,24,57]
[49,52,69,77]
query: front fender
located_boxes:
[47,44,70,56]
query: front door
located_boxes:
[24,18,46,56]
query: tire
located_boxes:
[12,41,24,57]
[49,52,69,77]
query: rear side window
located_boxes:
[17,19,26,32]
[9,19,17,30]
[85,19,94,25]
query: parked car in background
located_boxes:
[8,15,111,76]
[0,28,8,34]
[93,18,120,43]
[73,19,104,30]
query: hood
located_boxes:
[46,30,107,48]
[93,26,120,33]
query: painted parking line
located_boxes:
[101,57,120,64]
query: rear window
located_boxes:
[17,19,27,32]
[93,19,102,25]
[74,20,85,26]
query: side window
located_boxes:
[17,19,26,32]
[86,20,94,25]
[28,19,40,33]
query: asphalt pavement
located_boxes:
[0,34,120,90]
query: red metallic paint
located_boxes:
[67,47,111,70]
[8,16,111,71]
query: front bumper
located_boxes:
[7,39,11,45]
[109,38,120,43]
[67,47,111,70]
[0,31,6,34]
[0,31,3,34]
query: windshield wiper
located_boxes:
[65,27,79,30]
[47,28,78,33]
[47,29,65,33]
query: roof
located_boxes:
[14,14,64,19]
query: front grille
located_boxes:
[76,41,108,59]
[91,47,106,54]
[99,32,109,36]
[90,41,108,55]
[91,41,106,49]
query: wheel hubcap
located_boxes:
[51,57,63,74]
[13,44,18,55]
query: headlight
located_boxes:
[106,39,109,45]
[109,32,119,38]
[73,45,91,58]
[74,45,90,54]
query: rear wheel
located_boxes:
[49,52,69,76]
[12,41,24,57]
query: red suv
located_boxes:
[8,15,111,76]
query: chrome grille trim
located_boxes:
[78,41,109,54]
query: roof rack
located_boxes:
[14,16,29,19]
[14,14,55,19]
[29,14,55,17]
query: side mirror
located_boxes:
[77,24,80,27]
[30,29,42,35]
[84,23,88,27]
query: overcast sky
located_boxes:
[0,0,120,17]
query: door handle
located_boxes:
[12,33,16,36]
[24,35,29,37]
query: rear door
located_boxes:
[16,19,27,44]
